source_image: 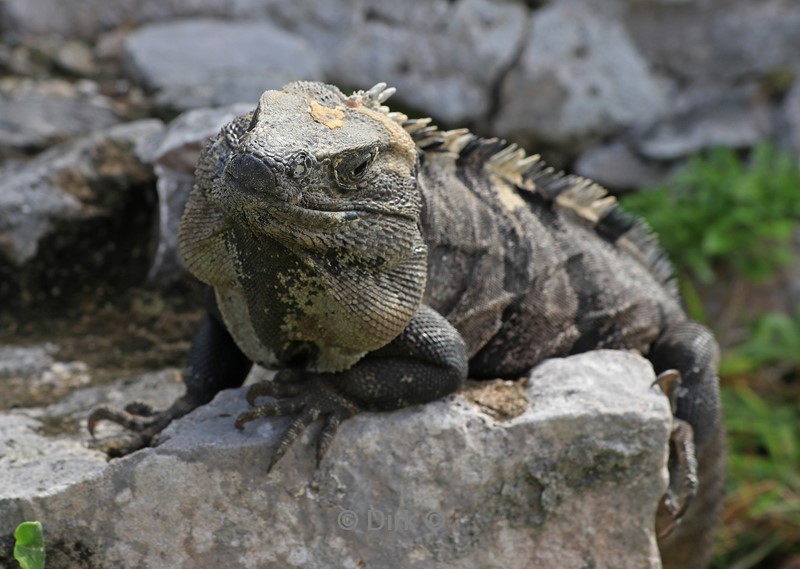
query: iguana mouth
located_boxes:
[222,154,416,226]
[223,169,415,232]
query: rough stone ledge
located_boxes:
[0,350,670,569]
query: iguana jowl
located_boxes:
[89,81,724,568]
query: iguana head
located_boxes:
[182,82,430,370]
[213,81,423,264]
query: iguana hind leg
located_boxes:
[649,321,722,454]
[647,321,725,569]
[652,370,699,537]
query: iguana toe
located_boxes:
[657,418,698,538]
[88,404,156,433]
[234,396,306,426]
[652,369,681,413]
[87,397,196,457]
[651,368,699,535]
[236,377,362,471]
[244,376,304,405]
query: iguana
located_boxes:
[89,81,724,568]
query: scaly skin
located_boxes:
[89,81,724,569]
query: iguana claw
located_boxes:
[87,398,195,457]
[652,369,699,537]
[236,374,362,472]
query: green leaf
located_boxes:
[620,142,800,286]
[13,521,45,569]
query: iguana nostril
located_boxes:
[225,153,277,193]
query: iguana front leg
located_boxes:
[88,309,253,454]
[236,304,468,471]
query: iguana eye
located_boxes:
[335,150,375,187]
[350,154,372,179]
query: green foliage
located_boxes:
[621,143,800,284]
[716,385,800,568]
[13,522,45,569]
[722,310,800,376]
[620,143,800,567]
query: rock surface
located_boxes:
[2,0,799,167]
[322,0,529,126]
[0,344,90,409]
[785,79,800,162]
[494,3,669,151]
[574,140,673,192]
[623,0,800,83]
[0,350,670,569]
[0,119,163,302]
[0,79,119,157]
[631,88,772,161]
[122,19,324,110]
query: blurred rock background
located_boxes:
[0,0,798,567]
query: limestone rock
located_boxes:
[0,78,119,157]
[624,0,800,83]
[631,87,772,161]
[0,351,670,568]
[574,140,673,192]
[0,344,90,409]
[54,40,97,76]
[785,77,800,164]
[0,0,243,39]
[494,2,669,153]
[122,19,324,111]
[324,0,528,125]
[0,119,164,302]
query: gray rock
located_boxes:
[623,1,723,82]
[785,77,800,164]
[0,351,670,568]
[0,343,91,410]
[574,140,673,192]
[27,369,186,429]
[54,40,97,76]
[631,87,772,161]
[0,119,164,302]
[0,343,57,379]
[3,0,364,41]
[147,103,255,283]
[0,368,183,514]
[494,2,669,154]
[151,103,254,174]
[324,0,528,125]
[0,414,107,501]
[624,0,800,83]
[0,79,119,156]
[1,0,239,39]
[123,19,324,111]
[707,2,800,83]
